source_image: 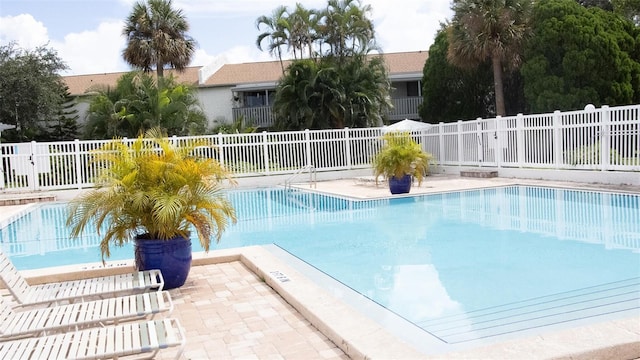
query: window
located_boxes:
[406,81,420,97]
[242,90,276,107]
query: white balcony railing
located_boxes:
[232,106,274,128]
[232,97,424,127]
[388,97,423,120]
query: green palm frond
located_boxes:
[372,131,433,185]
[67,127,237,262]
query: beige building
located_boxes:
[63,51,428,130]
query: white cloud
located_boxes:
[0,14,50,48]
[369,0,451,53]
[0,14,127,76]
[1,0,452,76]
[198,45,273,65]
[54,21,128,75]
[174,0,326,16]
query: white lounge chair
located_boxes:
[0,290,173,340]
[0,318,185,360]
[0,249,164,307]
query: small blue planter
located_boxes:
[134,235,192,290]
[388,174,412,194]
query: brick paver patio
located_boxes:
[158,261,349,360]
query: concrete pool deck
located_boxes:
[1,174,639,359]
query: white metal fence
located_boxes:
[1,104,638,192]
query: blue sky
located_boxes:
[0,0,452,76]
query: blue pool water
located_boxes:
[2,186,639,343]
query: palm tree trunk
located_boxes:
[492,55,506,116]
[277,48,285,74]
[157,61,164,78]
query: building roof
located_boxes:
[64,67,201,96]
[63,50,428,95]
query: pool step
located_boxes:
[418,277,640,343]
[0,194,56,206]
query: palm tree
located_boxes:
[289,3,320,60]
[340,54,391,128]
[447,0,532,116]
[273,60,318,130]
[122,0,196,78]
[256,5,290,73]
[84,72,206,139]
[320,0,376,60]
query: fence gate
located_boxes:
[1,142,51,192]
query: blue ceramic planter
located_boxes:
[134,235,192,290]
[388,174,412,194]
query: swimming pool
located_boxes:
[2,186,639,345]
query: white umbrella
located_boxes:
[382,119,433,133]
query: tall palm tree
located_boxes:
[320,0,376,59]
[447,0,532,116]
[256,5,291,73]
[122,0,196,78]
[289,3,320,60]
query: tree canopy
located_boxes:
[83,71,206,139]
[420,29,495,123]
[0,42,69,142]
[256,0,377,64]
[447,0,532,116]
[122,0,196,78]
[260,0,388,130]
[521,0,640,112]
[273,55,390,130]
[421,27,527,122]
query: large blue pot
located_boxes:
[134,235,192,290]
[388,174,412,194]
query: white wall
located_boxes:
[197,86,235,129]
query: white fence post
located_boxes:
[29,141,38,191]
[516,113,525,167]
[553,110,563,169]
[74,139,83,189]
[600,105,611,171]
[304,129,312,167]
[0,148,5,190]
[216,133,225,167]
[494,117,502,168]
[344,127,352,169]
[262,131,270,175]
[476,118,484,166]
[438,122,445,165]
[457,121,463,166]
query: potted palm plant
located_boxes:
[66,127,237,289]
[372,131,433,194]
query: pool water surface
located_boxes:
[1,185,639,344]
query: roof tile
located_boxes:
[64,51,428,95]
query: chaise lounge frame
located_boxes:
[0,249,163,307]
[0,290,173,340]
